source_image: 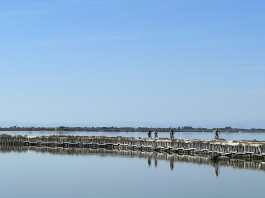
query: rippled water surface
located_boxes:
[1,131,265,141]
[0,147,264,198]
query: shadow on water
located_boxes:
[1,145,265,176]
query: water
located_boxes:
[1,131,265,141]
[0,147,264,198]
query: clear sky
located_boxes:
[1,0,265,127]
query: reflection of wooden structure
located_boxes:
[0,136,265,162]
[0,145,265,173]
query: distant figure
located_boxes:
[215,129,220,139]
[154,153,158,168]
[170,129,175,139]
[148,130,152,138]
[154,130,158,138]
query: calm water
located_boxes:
[1,131,265,141]
[0,147,264,198]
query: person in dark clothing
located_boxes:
[148,130,152,138]
[215,129,220,139]
[170,129,175,139]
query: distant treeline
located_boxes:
[0,126,265,132]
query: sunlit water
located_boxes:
[1,131,265,141]
[0,147,264,198]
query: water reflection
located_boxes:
[149,155,174,171]
[213,162,220,177]
[1,145,265,175]
[170,156,174,170]
[148,156,151,167]
[147,154,219,175]
[154,152,158,168]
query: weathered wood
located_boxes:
[0,136,264,161]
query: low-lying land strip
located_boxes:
[1,126,265,132]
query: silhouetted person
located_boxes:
[148,130,152,138]
[170,129,175,139]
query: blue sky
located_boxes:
[1,0,265,127]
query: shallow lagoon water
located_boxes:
[1,131,265,141]
[0,147,264,198]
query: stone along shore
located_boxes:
[1,135,265,161]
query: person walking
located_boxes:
[215,129,220,139]
[148,130,152,138]
[154,130,158,139]
[170,129,175,139]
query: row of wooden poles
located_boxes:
[0,137,265,161]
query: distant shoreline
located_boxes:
[1,126,265,133]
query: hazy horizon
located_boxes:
[1,119,265,129]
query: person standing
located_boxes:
[215,129,220,139]
[148,130,152,138]
[154,130,158,138]
[170,129,175,139]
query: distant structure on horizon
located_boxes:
[54,126,71,131]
